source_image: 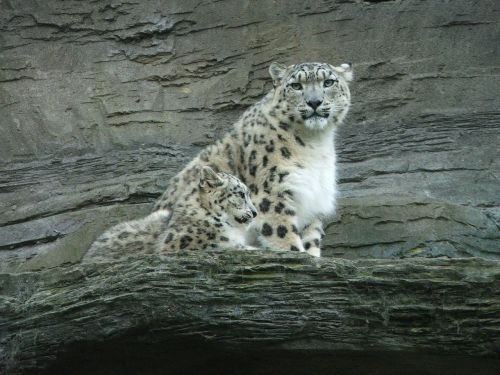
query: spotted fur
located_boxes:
[83,167,257,262]
[154,62,353,257]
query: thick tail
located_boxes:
[82,209,172,263]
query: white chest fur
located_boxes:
[225,226,247,246]
[285,132,337,229]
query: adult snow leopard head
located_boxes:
[269,61,353,131]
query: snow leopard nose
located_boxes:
[306,99,322,110]
[251,209,258,218]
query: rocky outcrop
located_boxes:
[1,251,499,374]
[0,0,498,269]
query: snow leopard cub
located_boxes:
[82,167,257,263]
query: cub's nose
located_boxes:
[306,99,322,110]
[251,209,258,218]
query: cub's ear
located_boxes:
[269,62,287,84]
[199,166,224,189]
[332,62,353,82]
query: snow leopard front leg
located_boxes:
[300,218,325,257]
[253,195,306,253]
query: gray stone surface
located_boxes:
[0,0,499,269]
[1,252,499,373]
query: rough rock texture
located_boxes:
[0,0,499,269]
[1,251,499,374]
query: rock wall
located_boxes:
[0,0,498,270]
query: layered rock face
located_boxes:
[0,0,498,270]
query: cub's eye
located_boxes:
[290,83,303,90]
[324,79,336,87]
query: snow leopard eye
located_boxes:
[290,83,303,90]
[324,79,336,88]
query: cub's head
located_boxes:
[199,166,257,225]
[269,62,353,130]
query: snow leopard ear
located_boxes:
[199,166,224,189]
[332,63,353,82]
[269,62,287,84]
